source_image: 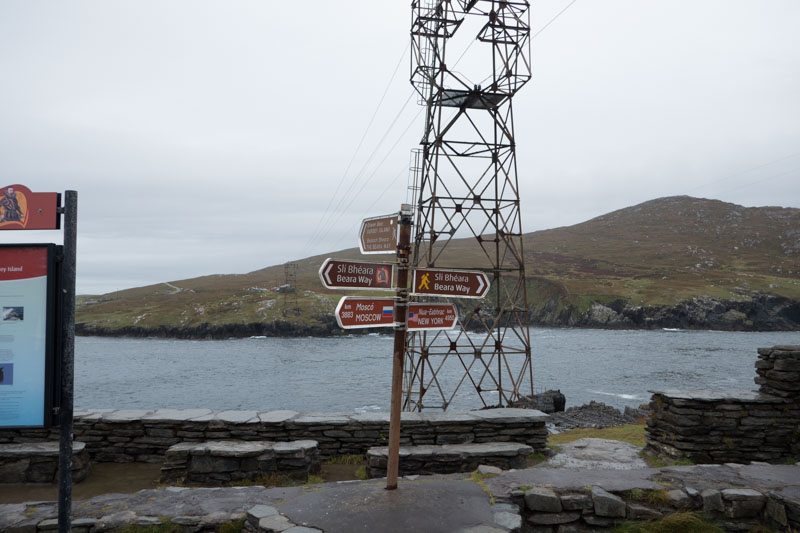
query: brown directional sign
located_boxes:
[359,213,398,254]
[335,297,396,329]
[319,258,394,291]
[411,268,490,299]
[407,303,458,330]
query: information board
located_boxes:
[0,245,57,428]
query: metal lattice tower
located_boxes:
[282,262,300,317]
[404,0,533,411]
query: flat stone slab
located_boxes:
[101,409,156,422]
[469,408,548,422]
[142,408,214,421]
[214,410,259,423]
[649,389,783,403]
[546,438,648,470]
[0,442,85,457]
[258,410,299,423]
[369,442,533,459]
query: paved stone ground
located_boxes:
[2,463,798,532]
[545,438,648,470]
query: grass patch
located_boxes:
[640,450,694,468]
[469,470,497,505]
[621,488,670,506]
[548,423,647,448]
[354,465,368,480]
[613,512,724,533]
[324,454,365,466]
[218,519,246,533]
[526,452,549,467]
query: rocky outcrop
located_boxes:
[75,316,348,339]
[531,293,800,331]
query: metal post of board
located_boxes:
[57,190,77,533]
[386,204,412,490]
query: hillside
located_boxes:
[76,196,800,337]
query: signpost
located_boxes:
[359,213,397,254]
[406,303,459,331]
[319,259,394,291]
[0,185,74,533]
[323,206,470,491]
[335,297,396,329]
[411,268,490,299]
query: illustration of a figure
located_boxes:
[376,266,390,287]
[0,187,23,222]
[418,272,431,291]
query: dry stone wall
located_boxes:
[646,345,800,463]
[160,440,320,485]
[0,408,548,463]
[0,441,91,483]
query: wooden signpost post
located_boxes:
[322,204,491,490]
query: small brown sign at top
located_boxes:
[359,214,397,254]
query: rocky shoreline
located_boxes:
[548,401,648,431]
[511,391,648,431]
[76,293,800,339]
[530,293,800,331]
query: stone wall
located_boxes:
[160,440,320,485]
[0,442,91,483]
[514,483,798,532]
[0,408,547,463]
[646,345,800,463]
[366,442,533,477]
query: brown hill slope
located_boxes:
[76,196,800,336]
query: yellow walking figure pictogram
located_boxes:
[418,272,431,291]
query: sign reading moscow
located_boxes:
[412,268,490,299]
[359,214,397,254]
[319,258,394,291]
[335,297,396,329]
[407,303,458,331]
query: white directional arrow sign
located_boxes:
[319,258,395,291]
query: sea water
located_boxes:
[74,328,800,413]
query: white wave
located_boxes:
[588,389,642,400]
[353,404,382,414]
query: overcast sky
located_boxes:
[1,1,798,294]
